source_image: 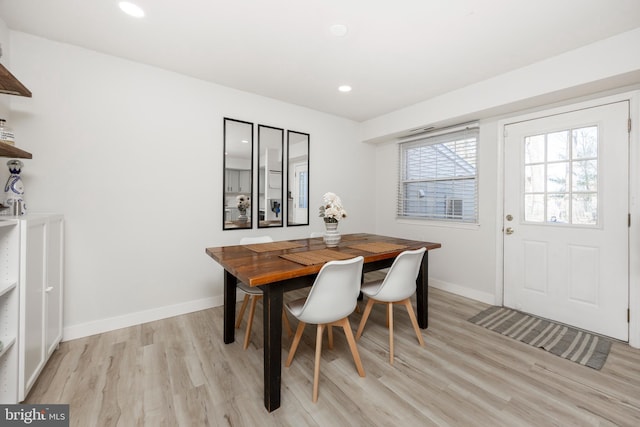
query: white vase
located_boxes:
[323,221,341,247]
[4,160,26,215]
[237,211,248,223]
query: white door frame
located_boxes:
[495,90,640,348]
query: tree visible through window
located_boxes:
[398,126,478,222]
[523,126,598,225]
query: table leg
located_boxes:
[262,284,283,412]
[223,270,237,344]
[416,251,429,329]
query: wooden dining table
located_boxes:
[205,233,441,412]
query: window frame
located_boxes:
[397,124,479,224]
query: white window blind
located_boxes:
[397,125,479,222]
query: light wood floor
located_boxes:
[26,273,640,426]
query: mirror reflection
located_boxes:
[223,118,253,230]
[287,131,309,226]
[258,125,284,228]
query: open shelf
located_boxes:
[0,143,32,159]
[0,281,16,298]
[0,336,16,359]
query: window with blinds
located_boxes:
[398,125,479,223]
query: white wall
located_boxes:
[0,19,11,121]
[374,121,499,304]
[6,32,375,340]
[366,28,640,345]
[362,27,640,143]
[6,25,640,342]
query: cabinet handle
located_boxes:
[45,286,54,292]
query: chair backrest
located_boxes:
[240,236,273,245]
[295,256,364,324]
[310,232,324,238]
[372,247,426,302]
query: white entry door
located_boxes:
[503,101,629,341]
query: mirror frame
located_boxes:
[223,117,254,230]
[286,130,310,227]
[258,124,284,229]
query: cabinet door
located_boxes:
[238,170,251,193]
[226,170,240,192]
[45,217,63,357]
[19,218,46,400]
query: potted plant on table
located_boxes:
[236,194,250,222]
[319,192,347,247]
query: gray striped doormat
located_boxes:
[468,306,611,370]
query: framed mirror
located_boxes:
[258,125,284,228]
[287,130,309,226]
[223,118,253,230]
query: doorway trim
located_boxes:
[495,90,640,348]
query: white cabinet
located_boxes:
[238,170,250,193]
[0,221,19,404]
[0,214,64,403]
[225,169,251,193]
[18,215,64,401]
[45,218,63,358]
[225,169,238,192]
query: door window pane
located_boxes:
[524,194,544,222]
[547,162,569,192]
[522,125,598,226]
[573,126,598,159]
[525,134,545,163]
[572,194,597,225]
[572,160,597,191]
[547,131,569,161]
[547,194,569,223]
[525,164,545,193]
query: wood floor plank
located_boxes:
[25,284,640,426]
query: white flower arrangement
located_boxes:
[319,192,347,223]
[236,194,250,214]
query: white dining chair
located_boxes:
[355,247,426,364]
[235,236,293,349]
[285,256,365,402]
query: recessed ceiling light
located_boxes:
[329,24,348,37]
[119,2,145,18]
[338,85,352,93]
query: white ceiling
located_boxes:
[1,0,639,122]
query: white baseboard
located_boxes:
[62,282,494,342]
[62,295,225,341]
[429,278,496,306]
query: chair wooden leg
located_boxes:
[402,298,425,346]
[243,295,260,350]
[327,325,334,350]
[313,324,325,402]
[386,304,391,328]
[388,302,394,364]
[235,293,250,328]
[340,318,366,377]
[355,298,375,340]
[282,309,294,338]
[286,321,306,367]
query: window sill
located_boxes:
[396,217,481,230]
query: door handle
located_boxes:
[505,227,514,235]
